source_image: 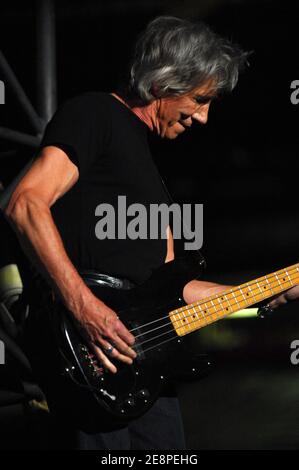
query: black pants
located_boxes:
[68,396,185,450]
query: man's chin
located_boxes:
[164,133,179,140]
[163,128,182,139]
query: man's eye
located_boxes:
[194,96,210,105]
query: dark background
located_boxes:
[1,0,299,450]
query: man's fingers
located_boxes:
[97,336,136,362]
[114,318,135,346]
[90,341,134,375]
[103,312,135,346]
[108,347,134,365]
[285,285,299,301]
[103,315,136,356]
[90,343,117,374]
[268,291,289,309]
[109,334,137,359]
[268,286,299,310]
[79,308,137,372]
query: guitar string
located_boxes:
[140,331,184,356]
[129,265,298,338]
[135,274,299,353]
[129,268,299,338]
[130,273,299,352]
[133,278,299,349]
[88,268,299,376]
[134,273,299,348]
[138,274,299,356]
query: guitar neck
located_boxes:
[170,263,299,336]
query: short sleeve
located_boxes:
[39,93,108,177]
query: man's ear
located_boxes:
[151,83,160,98]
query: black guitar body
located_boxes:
[47,252,208,429]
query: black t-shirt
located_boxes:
[40,92,170,284]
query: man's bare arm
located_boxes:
[5,146,136,373]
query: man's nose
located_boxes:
[192,103,210,125]
[181,116,193,127]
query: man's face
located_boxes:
[155,81,216,139]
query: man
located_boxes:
[4,15,290,450]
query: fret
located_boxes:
[278,272,286,288]
[216,296,222,310]
[221,296,232,316]
[274,272,281,291]
[282,272,292,289]
[259,276,272,299]
[265,276,274,296]
[173,308,187,336]
[256,280,265,300]
[239,288,249,306]
[170,263,299,336]
[218,290,232,318]
[213,298,222,321]
[210,299,218,313]
[246,282,257,303]
[231,290,242,310]
[195,305,204,329]
[224,293,232,312]
[216,294,229,319]
[192,306,199,320]
[200,303,209,325]
[213,293,227,317]
[177,309,185,329]
[172,308,184,334]
[285,270,293,287]
[191,306,200,328]
[186,309,192,332]
[256,281,263,293]
[209,300,219,321]
[182,308,192,332]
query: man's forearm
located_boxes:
[5,192,94,314]
[183,279,232,304]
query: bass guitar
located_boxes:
[48,252,299,425]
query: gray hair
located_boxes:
[127,16,248,104]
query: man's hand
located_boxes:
[267,285,299,309]
[73,292,136,374]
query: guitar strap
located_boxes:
[79,270,136,290]
[159,175,203,258]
